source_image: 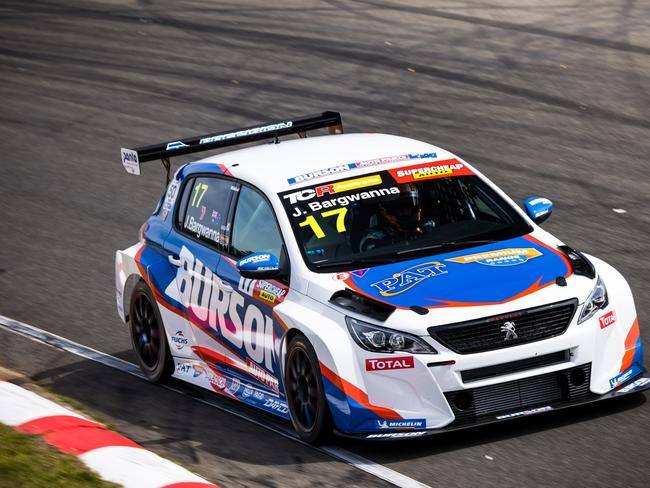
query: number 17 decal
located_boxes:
[191,183,208,207]
[298,208,348,239]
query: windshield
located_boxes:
[279,159,532,271]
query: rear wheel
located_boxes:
[129,281,172,382]
[285,334,333,443]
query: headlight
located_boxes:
[346,316,437,354]
[578,275,608,324]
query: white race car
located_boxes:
[116,112,648,442]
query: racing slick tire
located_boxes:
[285,333,333,444]
[128,280,173,382]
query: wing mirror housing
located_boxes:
[237,252,285,279]
[524,197,553,224]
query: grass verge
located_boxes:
[0,423,118,488]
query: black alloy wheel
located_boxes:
[129,281,172,382]
[285,334,333,443]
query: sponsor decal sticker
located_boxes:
[171,330,189,350]
[609,367,637,389]
[333,272,351,281]
[446,248,542,267]
[256,280,287,298]
[257,290,276,304]
[282,185,400,210]
[528,197,552,206]
[210,374,228,391]
[192,364,206,378]
[245,359,280,393]
[120,148,140,175]
[370,261,447,296]
[161,178,180,220]
[388,158,473,184]
[618,377,650,394]
[496,405,553,420]
[228,377,241,395]
[366,356,415,371]
[288,163,356,185]
[314,174,382,197]
[366,431,427,439]
[240,253,271,266]
[377,419,425,429]
[286,152,438,185]
[200,121,293,145]
[263,399,289,414]
[351,268,369,278]
[238,278,288,307]
[599,310,616,329]
[166,141,188,151]
[176,362,192,375]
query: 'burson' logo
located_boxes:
[366,356,414,371]
[370,262,447,296]
[175,247,274,372]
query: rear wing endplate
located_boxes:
[120,111,343,183]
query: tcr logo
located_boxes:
[282,189,316,204]
[370,262,447,296]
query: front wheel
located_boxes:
[285,334,333,443]
[128,280,173,382]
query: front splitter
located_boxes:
[335,372,650,441]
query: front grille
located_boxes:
[429,298,578,354]
[461,350,569,382]
[445,363,593,425]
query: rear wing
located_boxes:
[120,111,343,183]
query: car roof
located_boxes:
[189,133,460,194]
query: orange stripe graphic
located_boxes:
[620,318,640,372]
[319,362,402,420]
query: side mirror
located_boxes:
[524,197,553,224]
[237,252,283,279]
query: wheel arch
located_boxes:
[274,300,368,433]
[115,244,147,323]
[122,274,144,323]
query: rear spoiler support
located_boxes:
[120,111,343,183]
[161,157,171,185]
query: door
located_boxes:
[215,184,289,400]
[163,175,237,358]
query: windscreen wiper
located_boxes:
[396,239,497,256]
[313,256,395,270]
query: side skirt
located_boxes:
[171,357,290,419]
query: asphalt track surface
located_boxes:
[0,0,648,487]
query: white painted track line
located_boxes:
[0,314,433,488]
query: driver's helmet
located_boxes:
[379,183,421,230]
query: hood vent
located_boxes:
[558,245,595,279]
[329,289,395,321]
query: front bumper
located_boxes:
[322,256,645,437]
[335,370,650,440]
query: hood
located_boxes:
[309,234,576,313]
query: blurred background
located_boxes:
[0,1,648,487]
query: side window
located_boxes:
[466,183,512,223]
[178,176,234,249]
[231,186,283,259]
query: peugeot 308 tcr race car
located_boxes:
[116,112,648,442]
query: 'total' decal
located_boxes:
[599,310,617,329]
[366,356,414,371]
